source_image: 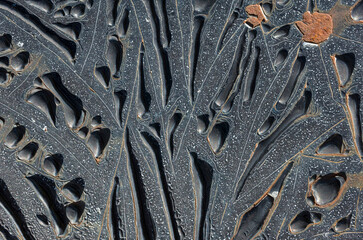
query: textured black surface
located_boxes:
[0,0,362,239]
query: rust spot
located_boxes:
[95,157,102,164]
[347,172,363,189]
[328,1,358,35]
[295,11,333,44]
[245,4,267,28]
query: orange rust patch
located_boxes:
[245,4,267,28]
[296,11,333,44]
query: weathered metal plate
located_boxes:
[0,0,362,239]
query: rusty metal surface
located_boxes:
[0,0,362,239]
